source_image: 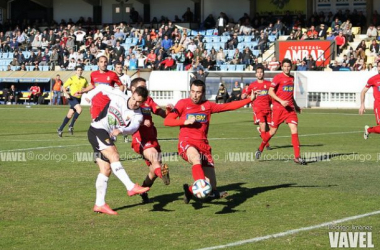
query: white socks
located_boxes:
[110,162,135,191]
[95,173,108,206]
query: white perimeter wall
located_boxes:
[53,0,92,23]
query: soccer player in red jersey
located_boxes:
[255,58,306,165]
[360,61,380,139]
[242,65,272,150]
[129,77,173,203]
[79,55,124,119]
[164,80,256,203]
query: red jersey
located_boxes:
[366,74,380,105]
[165,98,250,142]
[271,73,295,109]
[248,80,271,111]
[90,70,122,119]
[30,86,40,94]
[133,97,161,140]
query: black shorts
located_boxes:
[88,126,114,163]
[68,97,81,110]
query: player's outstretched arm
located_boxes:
[210,98,251,113]
[117,113,143,135]
[359,87,370,115]
[164,111,196,126]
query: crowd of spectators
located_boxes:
[0,7,379,73]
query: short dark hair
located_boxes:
[134,86,149,102]
[282,58,292,66]
[255,64,265,72]
[75,66,83,70]
[115,62,123,67]
[190,79,206,94]
[131,77,146,88]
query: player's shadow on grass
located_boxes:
[210,182,334,214]
[306,152,357,164]
[268,144,324,150]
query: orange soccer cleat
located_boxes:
[127,184,150,196]
[93,203,118,215]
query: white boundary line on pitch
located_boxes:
[234,110,372,116]
[196,210,380,250]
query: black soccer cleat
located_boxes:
[183,184,193,204]
[57,128,63,137]
[255,149,262,160]
[294,157,307,165]
[68,126,74,135]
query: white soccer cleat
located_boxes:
[364,125,369,140]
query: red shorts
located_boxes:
[178,140,214,167]
[132,136,161,166]
[252,108,272,125]
[271,106,298,128]
[374,106,380,125]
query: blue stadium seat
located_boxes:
[41,66,49,71]
[220,36,230,42]
[237,43,245,50]
[131,38,138,44]
[0,65,6,71]
[212,36,221,43]
[191,30,198,36]
[26,66,34,71]
[84,65,91,71]
[203,37,213,43]
[125,38,132,44]
[205,43,213,51]
[237,36,244,42]
[206,29,214,36]
[236,64,245,71]
[268,35,276,42]
[244,36,252,42]
[252,50,260,57]
[199,30,206,36]
[220,65,228,71]
[227,65,236,71]
[2,53,8,59]
[91,65,99,71]
[107,65,114,70]
[227,50,235,59]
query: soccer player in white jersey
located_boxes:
[115,62,131,95]
[86,85,149,215]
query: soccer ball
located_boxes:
[192,179,212,199]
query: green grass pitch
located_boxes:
[0,105,379,249]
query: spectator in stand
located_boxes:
[67,58,76,70]
[10,37,19,51]
[268,57,280,71]
[181,7,193,22]
[203,14,216,30]
[215,83,229,103]
[187,40,197,52]
[307,25,318,38]
[339,62,351,71]
[13,50,25,65]
[28,83,41,105]
[19,63,27,71]
[342,54,349,65]
[366,24,378,41]
[355,40,367,59]
[329,60,340,71]
[242,47,254,66]
[201,56,215,71]
[159,54,176,70]
[331,17,342,29]
[230,48,242,65]
[369,39,380,57]
[113,40,125,58]
[226,34,238,50]
[297,60,308,71]
[287,32,296,40]
[335,31,346,56]
[305,55,316,71]
[5,85,19,105]
[135,35,145,51]
[217,12,227,36]
[348,54,357,70]
[273,19,284,38]
[129,54,138,69]
[52,74,63,105]
[161,35,172,51]
[190,67,208,83]
[353,57,365,71]
[146,50,157,68]
[316,23,327,39]
[255,32,268,54]
[216,48,226,66]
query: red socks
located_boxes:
[259,132,272,151]
[291,133,300,158]
[192,164,205,181]
[368,126,380,134]
[154,168,162,178]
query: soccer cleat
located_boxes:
[294,157,307,165]
[124,135,130,143]
[57,128,63,137]
[255,149,262,160]
[364,125,369,140]
[161,164,170,185]
[127,183,150,196]
[183,184,193,204]
[208,190,228,200]
[68,126,74,135]
[140,192,152,204]
[93,203,118,215]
